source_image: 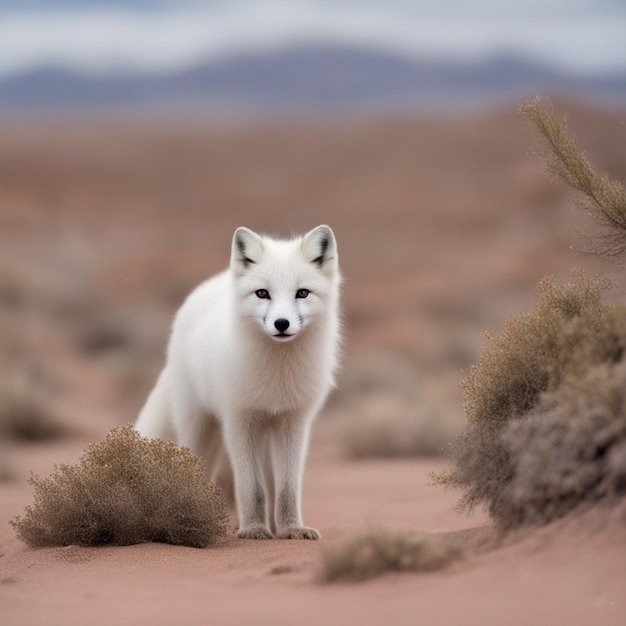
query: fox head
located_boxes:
[230,225,339,343]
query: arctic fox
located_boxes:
[135,225,341,540]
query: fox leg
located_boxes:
[271,419,320,540]
[222,420,272,539]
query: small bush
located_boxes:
[0,462,15,482]
[0,264,27,310]
[335,356,457,459]
[76,318,132,355]
[0,384,66,442]
[342,407,452,459]
[319,529,461,583]
[10,425,231,548]
[435,272,626,526]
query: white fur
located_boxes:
[135,225,341,540]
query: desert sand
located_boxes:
[1,102,626,625]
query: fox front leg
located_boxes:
[271,420,320,540]
[223,421,272,539]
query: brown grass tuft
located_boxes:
[319,529,462,583]
[10,424,231,547]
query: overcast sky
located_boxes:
[0,0,624,78]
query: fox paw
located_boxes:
[237,525,273,540]
[277,526,321,540]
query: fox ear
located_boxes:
[231,227,264,271]
[302,225,337,272]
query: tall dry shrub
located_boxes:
[11,425,231,547]
[436,101,626,528]
[435,272,626,525]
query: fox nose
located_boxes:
[274,318,290,333]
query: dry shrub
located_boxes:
[319,529,461,583]
[0,264,28,310]
[336,355,456,459]
[0,384,66,442]
[437,99,626,526]
[521,97,626,259]
[0,461,15,482]
[330,354,420,408]
[76,318,132,355]
[461,271,622,427]
[342,402,452,459]
[437,419,513,522]
[501,363,626,526]
[437,99,626,528]
[435,272,626,527]
[10,425,231,548]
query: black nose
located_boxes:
[274,318,290,333]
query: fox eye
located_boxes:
[255,289,270,299]
[296,289,310,299]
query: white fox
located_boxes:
[135,225,341,539]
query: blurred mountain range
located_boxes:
[1,44,625,115]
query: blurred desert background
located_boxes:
[1,2,626,625]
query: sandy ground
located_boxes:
[1,101,626,625]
